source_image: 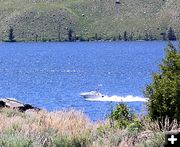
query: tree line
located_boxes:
[5,26,178,42]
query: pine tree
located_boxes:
[129,32,134,41]
[68,28,73,41]
[145,32,149,41]
[144,42,180,125]
[94,33,98,40]
[79,33,85,41]
[118,33,122,40]
[160,32,167,41]
[8,27,15,42]
[58,32,61,42]
[35,34,38,42]
[123,31,128,41]
[167,27,176,41]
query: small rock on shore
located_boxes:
[0,98,40,112]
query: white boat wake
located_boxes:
[85,95,148,102]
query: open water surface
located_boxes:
[0,41,176,121]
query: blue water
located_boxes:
[0,41,176,121]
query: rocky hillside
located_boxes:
[0,0,180,41]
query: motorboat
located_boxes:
[80,91,105,98]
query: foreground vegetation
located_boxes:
[0,0,180,41]
[0,107,178,147]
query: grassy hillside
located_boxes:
[0,0,180,41]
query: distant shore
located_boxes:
[0,39,176,43]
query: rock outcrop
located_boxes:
[0,98,40,112]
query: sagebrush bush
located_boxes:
[135,132,165,147]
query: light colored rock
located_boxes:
[0,98,40,112]
[0,98,24,108]
[25,109,39,114]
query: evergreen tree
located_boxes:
[79,33,85,41]
[167,27,176,41]
[94,33,98,40]
[144,42,180,125]
[145,32,149,41]
[112,36,117,41]
[8,27,15,42]
[123,31,128,41]
[68,28,73,41]
[35,34,38,42]
[160,32,166,41]
[149,33,153,41]
[129,32,134,41]
[58,32,61,42]
[118,33,122,40]
[138,34,143,40]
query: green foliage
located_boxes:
[78,33,86,41]
[127,117,143,132]
[5,124,22,135]
[111,104,142,130]
[68,28,73,41]
[118,33,122,40]
[53,137,81,147]
[96,124,112,138]
[129,32,134,41]
[167,27,176,41]
[0,109,26,118]
[96,125,123,146]
[145,32,150,41]
[160,32,167,41]
[135,132,165,147]
[123,31,128,41]
[53,136,91,147]
[0,134,34,147]
[8,27,15,42]
[144,42,180,124]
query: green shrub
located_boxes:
[135,132,165,147]
[4,124,22,135]
[0,109,26,118]
[0,134,34,147]
[111,103,142,130]
[144,42,180,124]
[53,136,88,147]
[127,117,143,132]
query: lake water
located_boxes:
[0,41,176,121]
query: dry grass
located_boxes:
[0,108,179,147]
[0,108,93,132]
[0,108,95,146]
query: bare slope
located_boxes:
[0,0,179,41]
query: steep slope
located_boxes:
[0,0,179,41]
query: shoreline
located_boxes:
[0,40,177,43]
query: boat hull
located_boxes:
[80,91,104,99]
